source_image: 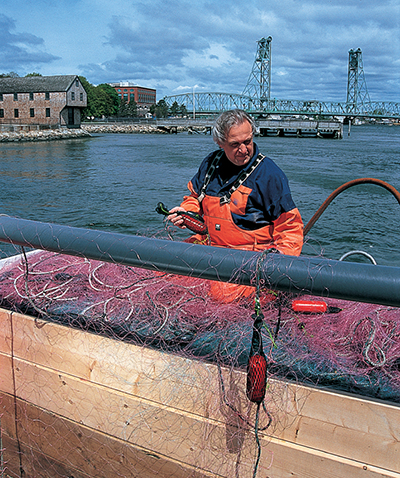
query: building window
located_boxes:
[14,93,18,101]
[80,92,83,101]
[0,93,3,101]
[130,93,135,102]
[30,92,34,100]
[71,92,75,101]
[76,79,79,86]
[0,109,4,118]
[45,92,50,100]
[14,109,19,118]
[30,108,35,117]
[46,108,50,117]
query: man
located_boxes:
[168,109,303,257]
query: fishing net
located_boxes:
[1,240,399,477]
[1,247,399,400]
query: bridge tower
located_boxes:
[242,36,272,110]
[346,48,371,114]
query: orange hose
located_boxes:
[304,178,400,236]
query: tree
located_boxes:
[118,98,129,117]
[79,76,97,118]
[96,83,120,117]
[151,99,169,118]
[126,98,138,117]
[0,71,19,78]
[168,101,188,118]
[79,77,121,119]
[118,96,138,117]
[25,72,42,77]
[179,104,188,117]
[170,101,180,117]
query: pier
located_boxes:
[155,118,343,138]
[258,119,343,138]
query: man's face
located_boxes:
[219,120,254,167]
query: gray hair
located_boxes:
[212,109,256,145]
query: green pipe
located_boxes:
[0,215,399,307]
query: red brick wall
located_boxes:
[113,86,156,106]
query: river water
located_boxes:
[0,124,399,265]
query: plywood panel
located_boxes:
[8,310,225,417]
[0,308,12,355]
[1,392,213,478]
[2,392,398,478]
[11,356,269,477]
[2,308,400,478]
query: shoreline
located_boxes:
[0,128,92,142]
[0,123,191,142]
[1,121,395,143]
[82,123,188,134]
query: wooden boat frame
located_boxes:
[0,214,399,477]
[1,306,400,478]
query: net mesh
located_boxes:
[0,241,399,477]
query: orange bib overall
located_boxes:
[185,189,302,302]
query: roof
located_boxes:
[0,75,80,94]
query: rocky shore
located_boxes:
[82,123,187,134]
[0,123,211,142]
[0,128,91,142]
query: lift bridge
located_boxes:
[164,38,399,119]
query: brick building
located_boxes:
[0,75,87,129]
[109,82,156,116]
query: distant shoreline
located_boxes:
[0,128,91,143]
[82,124,187,134]
[1,121,396,143]
[0,124,191,142]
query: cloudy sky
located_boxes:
[1,0,399,102]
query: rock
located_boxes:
[0,128,91,143]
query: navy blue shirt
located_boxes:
[189,143,297,231]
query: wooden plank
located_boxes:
[278,387,400,469]
[1,432,93,478]
[2,308,400,477]
[0,308,12,355]
[7,309,222,414]
[258,437,400,478]
[1,434,23,478]
[0,353,14,396]
[6,309,400,472]
[2,391,398,478]
[6,354,400,477]
[0,392,214,478]
[10,356,264,477]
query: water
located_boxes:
[0,124,399,265]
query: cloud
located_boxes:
[89,0,398,100]
[0,14,60,73]
[1,1,398,101]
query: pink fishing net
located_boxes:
[1,248,399,402]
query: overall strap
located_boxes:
[220,153,265,205]
[197,150,224,203]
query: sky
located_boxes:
[1,0,399,103]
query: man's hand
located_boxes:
[167,206,187,228]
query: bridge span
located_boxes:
[164,38,398,120]
[164,92,399,120]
